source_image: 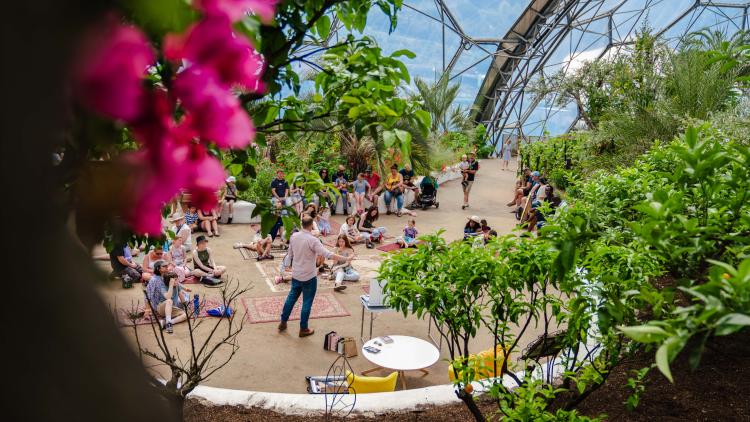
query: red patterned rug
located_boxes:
[241,292,350,324]
[376,242,402,252]
[114,296,230,327]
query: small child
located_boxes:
[317,204,332,236]
[459,154,470,188]
[397,219,419,248]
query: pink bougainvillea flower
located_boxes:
[174,66,255,148]
[75,19,155,122]
[196,0,279,23]
[165,17,265,92]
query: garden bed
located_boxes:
[185,330,750,421]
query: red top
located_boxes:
[366,172,381,188]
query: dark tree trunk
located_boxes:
[456,389,486,422]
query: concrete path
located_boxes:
[96,158,534,393]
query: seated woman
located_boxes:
[329,234,358,292]
[357,206,386,248]
[142,244,169,283]
[463,216,482,240]
[383,164,404,216]
[220,176,239,224]
[192,235,226,278]
[396,219,419,248]
[317,204,332,236]
[198,206,220,237]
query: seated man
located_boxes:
[145,261,188,334]
[192,236,227,278]
[109,242,145,285]
[399,163,420,206]
[270,169,290,207]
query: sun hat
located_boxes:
[226,176,236,183]
[468,215,481,224]
[169,212,185,222]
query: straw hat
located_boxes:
[468,215,481,224]
[169,212,185,222]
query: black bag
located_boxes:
[200,276,223,286]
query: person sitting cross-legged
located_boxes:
[192,235,226,279]
[145,262,188,334]
[339,215,369,245]
[357,205,386,248]
[109,242,145,284]
[396,219,419,248]
[329,234,359,292]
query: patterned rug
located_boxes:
[114,296,230,327]
[376,242,402,252]
[241,292,350,324]
[255,254,383,293]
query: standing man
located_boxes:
[279,216,352,337]
[461,152,479,210]
[270,169,290,206]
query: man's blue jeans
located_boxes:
[280,277,317,329]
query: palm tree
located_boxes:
[414,76,461,133]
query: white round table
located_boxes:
[361,335,440,389]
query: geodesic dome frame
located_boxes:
[468,0,750,148]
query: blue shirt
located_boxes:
[146,275,167,307]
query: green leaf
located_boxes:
[391,49,416,59]
[655,343,673,383]
[414,109,431,131]
[340,95,361,104]
[619,325,669,343]
[383,130,396,148]
[315,15,331,40]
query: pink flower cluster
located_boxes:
[75,0,277,234]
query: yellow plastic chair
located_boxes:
[346,370,398,393]
[448,345,509,382]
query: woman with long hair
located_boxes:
[330,234,358,292]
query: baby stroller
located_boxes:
[418,179,439,210]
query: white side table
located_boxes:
[361,335,440,390]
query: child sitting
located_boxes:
[317,204,332,236]
[397,219,419,248]
[459,154,470,188]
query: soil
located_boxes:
[185,395,498,421]
[572,331,750,421]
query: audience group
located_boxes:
[507,168,563,232]
[107,158,563,334]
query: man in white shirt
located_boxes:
[170,213,192,250]
[279,216,351,337]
